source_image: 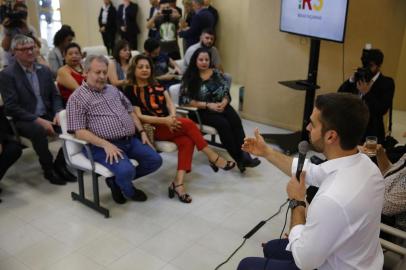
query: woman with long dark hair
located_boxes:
[123,54,235,203]
[108,39,131,89]
[180,48,260,172]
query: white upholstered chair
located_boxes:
[59,110,176,217]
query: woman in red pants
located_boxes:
[124,54,235,203]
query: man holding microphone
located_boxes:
[238,93,384,270]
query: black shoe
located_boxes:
[54,164,77,182]
[44,170,66,185]
[130,186,147,202]
[105,177,126,204]
[209,154,236,172]
[237,162,246,173]
[244,157,261,168]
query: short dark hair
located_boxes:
[112,39,130,64]
[53,25,75,47]
[201,28,215,36]
[366,49,384,67]
[159,0,171,4]
[63,42,81,55]
[144,38,160,53]
[315,93,369,150]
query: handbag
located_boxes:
[142,123,156,145]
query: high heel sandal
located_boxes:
[209,155,236,172]
[168,182,192,203]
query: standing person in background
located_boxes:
[203,0,218,30]
[178,0,214,51]
[107,39,131,90]
[180,0,195,54]
[338,49,395,144]
[1,2,38,67]
[117,0,140,50]
[146,0,181,60]
[98,0,117,55]
[48,25,75,77]
[147,0,160,39]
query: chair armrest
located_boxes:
[59,134,89,145]
[6,116,21,143]
[380,223,406,256]
[176,105,198,111]
[176,108,189,116]
[175,105,203,131]
[59,134,96,171]
[380,223,406,240]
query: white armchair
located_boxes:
[59,110,177,217]
[381,223,406,270]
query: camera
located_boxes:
[161,8,172,21]
[354,67,373,83]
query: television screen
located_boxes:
[280,0,349,43]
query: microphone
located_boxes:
[296,141,309,181]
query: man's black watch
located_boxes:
[289,199,306,210]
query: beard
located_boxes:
[310,136,324,153]
[200,42,212,49]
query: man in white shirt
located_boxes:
[238,93,384,270]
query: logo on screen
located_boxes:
[298,0,323,11]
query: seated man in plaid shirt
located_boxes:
[66,55,162,204]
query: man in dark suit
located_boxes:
[98,0,117,55]
[179,0,214,50]
[117,0,140,50]
[0,34,76,185]
[338,48,395,144]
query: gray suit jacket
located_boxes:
[0,62,63,122]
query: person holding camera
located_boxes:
[146,0,181,60]
[338,48,395,144]
[1,2,38,67]
[117,0,139,50]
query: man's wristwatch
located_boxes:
[289,199,306,210]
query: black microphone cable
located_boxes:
[214,199,290,270]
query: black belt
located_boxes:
[111,135,133,142]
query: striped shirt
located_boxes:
[66,81,136,140]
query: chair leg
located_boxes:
[207,134,223,148]
[71,169,110,218]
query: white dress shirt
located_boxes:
[287,153,384,270]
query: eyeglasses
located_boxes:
[15,46,35,52]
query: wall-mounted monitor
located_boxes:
[280,0,349,43]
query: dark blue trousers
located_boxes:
[237,239,299,270]
[86,137,162,198]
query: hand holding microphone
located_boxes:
[287,141,309,201]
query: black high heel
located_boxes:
[209,155,236,172]
[168,182,192,203]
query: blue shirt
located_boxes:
[20,63,47,116]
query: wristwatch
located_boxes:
[289,199,306,209]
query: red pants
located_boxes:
[155,117,208,172]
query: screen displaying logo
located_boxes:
[298,0,324,11]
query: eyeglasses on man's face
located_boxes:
[14,46,35,53]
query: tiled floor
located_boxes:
[1,111,405,270]
[0,119,291,270]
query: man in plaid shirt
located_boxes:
[66,55,162,204]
